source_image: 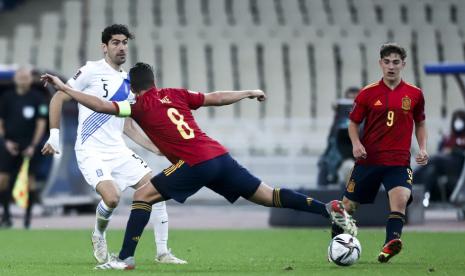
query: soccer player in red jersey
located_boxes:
[41,63,357,270]
[332,43,429,263]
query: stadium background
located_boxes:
[0,0,464,226]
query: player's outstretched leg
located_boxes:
[151,201,187,264]
[325,200,357,236]
[249,184,357,236]
[331,197,358,238]
[270,188,357,236]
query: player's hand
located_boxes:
[41,143,59,155]
[41,129,60,155]
[22,145,35,158]
[248,90,266,102]
[41,73,67,92]
[352,143,367,160]
[5,140,19,156]
[415,149,429,165]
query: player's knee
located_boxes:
[133,188,146,201]
[389,189,410,211]
[390,197,408,212]
[248,183,273,207]
[133,185,159,202]
[103,194,120,208]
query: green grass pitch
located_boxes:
[1,229,464,275]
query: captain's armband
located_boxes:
[113,101,132,117]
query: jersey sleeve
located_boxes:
[66,63,91,90]
[349,92,368,123]
[413,92,426,123]
[183,89,205,110]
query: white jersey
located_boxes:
[67,59,134,152]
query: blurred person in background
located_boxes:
[331,43,428,263]
[41,24,185,264]
[0,66,48,229]
[414,109,465,206]
[317,87,359,187]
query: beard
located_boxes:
[109,53,126,66]
[115,55,126,65]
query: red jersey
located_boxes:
[129,87,228,165]
[349,79,425,166]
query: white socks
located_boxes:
[151,201,169,256]
[94,200,114,237]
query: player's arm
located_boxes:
[203,89,266,106]
[41,91,72,155]
[49,91,72,129]
[348,120,367,160]
[124,118,162,155]
[414,120,428,165]
[62,87,118,115]
[41,73,119,115]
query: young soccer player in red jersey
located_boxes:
[42,62,357,270]
[332,43,429,263]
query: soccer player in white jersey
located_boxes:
[41,24,185,265]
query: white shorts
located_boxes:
[75,148,152,191]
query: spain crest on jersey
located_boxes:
[346,179,356,193]
[401,96,411,111]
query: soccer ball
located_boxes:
[327,234,362,266]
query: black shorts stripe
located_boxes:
[163,160,185,176]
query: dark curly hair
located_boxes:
[101,24,134,44]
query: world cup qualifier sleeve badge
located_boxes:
[401,96,411,111]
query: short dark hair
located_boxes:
[129,62,155,93]
[380,43,407,60]
[101,24,134,44]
